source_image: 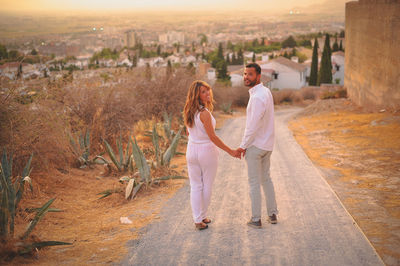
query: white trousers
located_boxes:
[186,142,219,223]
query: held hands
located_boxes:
[229,148,246,159]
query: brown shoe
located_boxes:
[247,219,262,229]
[202,218,211,224]
[269,214,278,224]
[195,222,208,230]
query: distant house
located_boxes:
[207,68,216,84]
[332,51,345,85]
[183,55,197,65]
[0,62,21,79]
[117,58,133,67]
[167,55,181,65]
[228,65,244,87]
[260,57,307,90]
[151,57,165,67]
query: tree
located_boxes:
[237,48,244,64]
[227,41,234,51]
[283,51,289,58]
[192,41,196,52]
[0,44,7,60]
[261,37,265,46]
[339,30,345,38]
[157,45,161,56]
[252,38,259,47]
[332,37,339,52]
[324,33,332,67]
[282,36,297,48]
[187,62,195,75]
[291,47,297,57]
[231,53,237,65]
[252,52,256,62]
[309,37,319,86]
[8,50,19,60]
[339,40,343,51]
[226,53,230,65]
[145,63,152,80]
[17,63,22,79]
[217,43,224,60]
[200,34,208,46]
[318,35,333,85]
[30,49,38,55]
[216,60,230,81]
[166,60,173,77]
[132,55,137,67]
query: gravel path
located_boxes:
[121,108,383,266]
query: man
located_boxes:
[237,63,278,228]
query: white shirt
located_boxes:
[240,83,275,151]
[188,108,216,144]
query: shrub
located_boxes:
[272,89,303,105]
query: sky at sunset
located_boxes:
[0,0,347,12]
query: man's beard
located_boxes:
[245,79,257,87]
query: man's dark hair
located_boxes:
[245,63,261,74]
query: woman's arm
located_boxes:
[200,110,238,158]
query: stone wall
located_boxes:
[345,0,400,110]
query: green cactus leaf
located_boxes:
[22,198,55,240]
[104,140,122,171]
[162,127,183,167]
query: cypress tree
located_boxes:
[166,60,173,77]
[216,60,230,81]
[232,53,237,65]
[145,63,152,80]
[332,37,339,52]
[237,48,244,64]
[325,34,332,66]
[283,51,289,58]
[339,40,343,51]
[252,52,256,62]
[252,38,258,47]
[226,53,230,65]
[217,43,224,60]
[318,36,333,85]
[309,37,319,86]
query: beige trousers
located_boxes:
[245,145,278,221]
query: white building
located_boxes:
[332,51,345,85]
[260,57,307,90]
[159,31,185,45]
[117,58,133,67]
[207,68,216,83]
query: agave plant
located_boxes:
[130,136,151,183]
[104,134,133,172]
[68,129,109,168]
[151,124,183,167]
[0,150,33,238]
[0,149,71,256]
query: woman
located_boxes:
[183,80,239,230]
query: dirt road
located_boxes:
[122,108,383,266]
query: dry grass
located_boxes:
[0,68,195,175]
[289,99,400,265]
[271,86,347,106]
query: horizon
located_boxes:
[0,0,350,13]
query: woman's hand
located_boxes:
[228,149,242,159]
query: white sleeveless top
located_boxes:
[188,108,216,144]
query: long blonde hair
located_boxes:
[183,80,214,128]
